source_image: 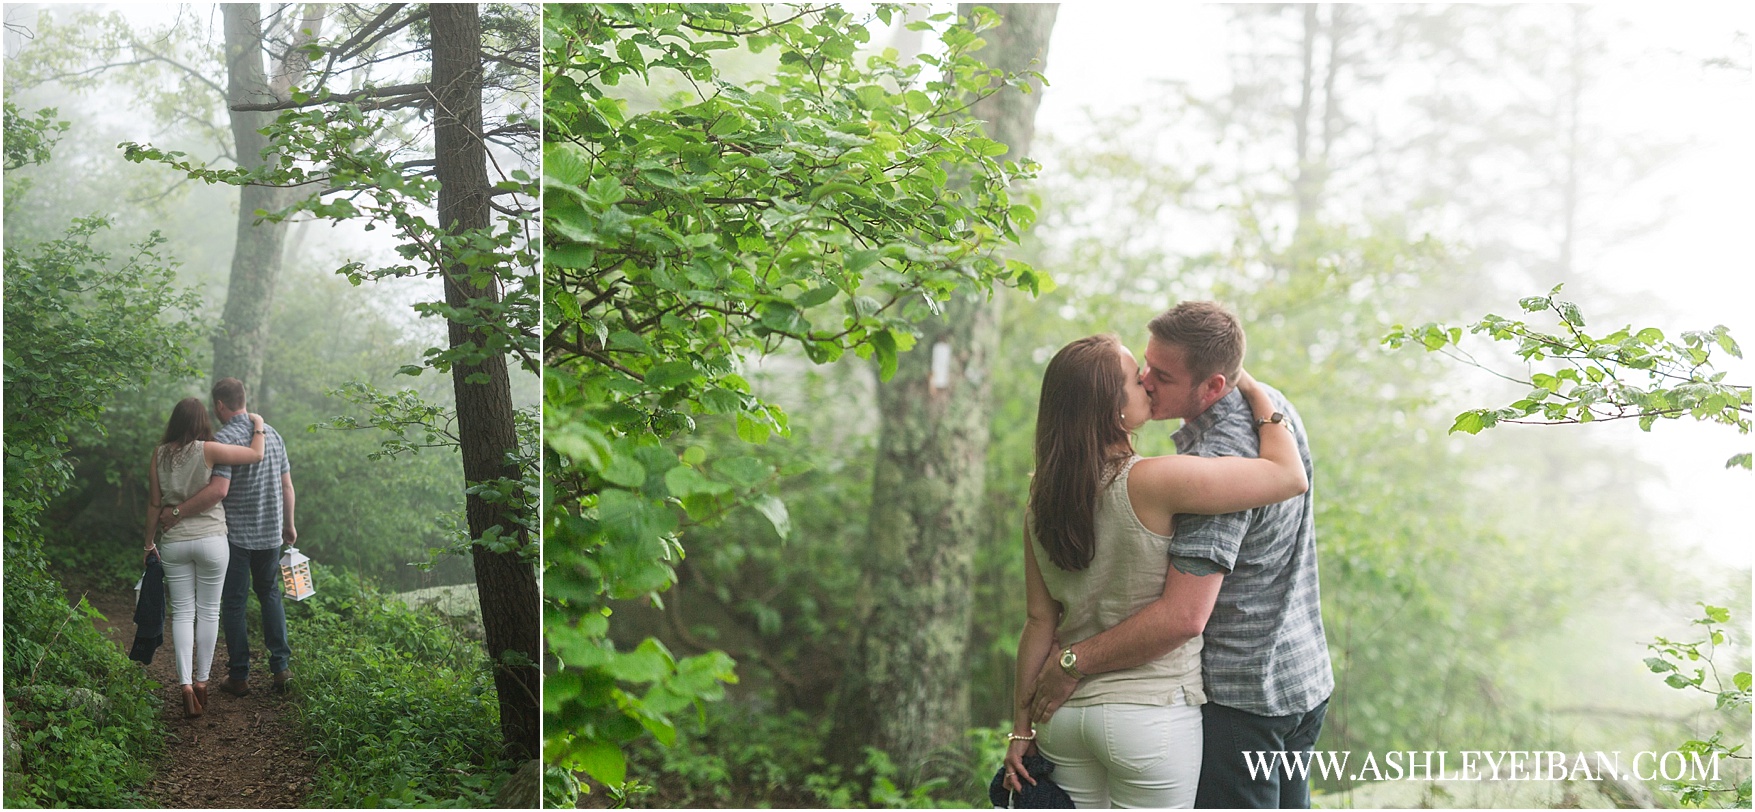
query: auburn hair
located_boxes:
[1029,335,1135,572]
[160,397,215,450]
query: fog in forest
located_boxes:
[4,3,539,591]
[571,4,1748,807]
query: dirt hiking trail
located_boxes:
[70,574,316,808]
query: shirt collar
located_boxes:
[225,412,252,427]
[1173,387,1246,451]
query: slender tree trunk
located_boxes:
[218,4,303,396]
[829,2,1057,781]
[1291,3,1321,240]
[431,3,540,762]
[1557,5,1585,281]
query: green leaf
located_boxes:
[567,739,627,787]
[714,456,769,489]
[548,427,612,472]
[1716,328,1743,359]
[1736,672,1751,693]
[645,360,700,390]
[664,465,727,499]
[1645,657,1677,673]
[600,455,647,489]
[735,412,771,444]
[795,285,839,308]
[1450,410,1491,435]
[872,329,899,382]
[750,494,791,541]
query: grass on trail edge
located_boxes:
[289,566,517,807]
[3,542,166,808]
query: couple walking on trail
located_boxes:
[139,378,298,718]
[1000,301,1331,809]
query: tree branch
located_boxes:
[230,82,430,112]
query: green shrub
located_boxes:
[286,566,513,807]
[2,537,165,808]
[594,702,990,808]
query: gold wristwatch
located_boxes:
[1059,647,1085,680]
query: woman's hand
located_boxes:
[251,413,265,431]
[1002,737,1038,793]
[1235,367,1258,394]
[143,544,157,567]
[1236,367,1277,416]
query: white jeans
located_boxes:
[1038,702,1203,808]
[159,535,229,686]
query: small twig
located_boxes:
[28,593,89,688]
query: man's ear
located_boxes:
[1203,373,1229,402]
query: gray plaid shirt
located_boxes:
[1169,385,1333,717]
[212,412,292,551]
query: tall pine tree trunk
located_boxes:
[830,3,1058,780]
[218,4,297,394]
[431,3,541,761]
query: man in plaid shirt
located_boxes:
[207,378,297,696]
[1027,302,1333,808]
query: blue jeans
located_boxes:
[222,544,292,681]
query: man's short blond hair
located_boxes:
[1147,301,1245,383]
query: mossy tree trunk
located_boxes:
[218,4,319,398]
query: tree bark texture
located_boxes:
[218,4,300,396]
[829,3,1058,780]
[431,3,540,762]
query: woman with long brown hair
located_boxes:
[144,396,264,717]
[1001,334,1307,807]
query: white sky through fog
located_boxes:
[1029,4,1752,569]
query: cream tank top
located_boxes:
[1031,456,1206,707]
[156,441,227,543]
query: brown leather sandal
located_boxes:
[182,685,203,718]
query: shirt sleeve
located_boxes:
[1166,402,1260,574]
[270,426,291,474]
[210,422,249,479]
[1169,510,1252,574]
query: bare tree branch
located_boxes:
[231,81,430,112]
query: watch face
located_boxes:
[1060,650,1075,668]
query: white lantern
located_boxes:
[280,546,316,601]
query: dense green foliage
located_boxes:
[290,568,514,807]
[1,566,164,807]
[1,104,186,808]
[540,3,1043,800]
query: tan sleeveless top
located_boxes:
[1031,456,1206,707]
[156,441,227,543]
